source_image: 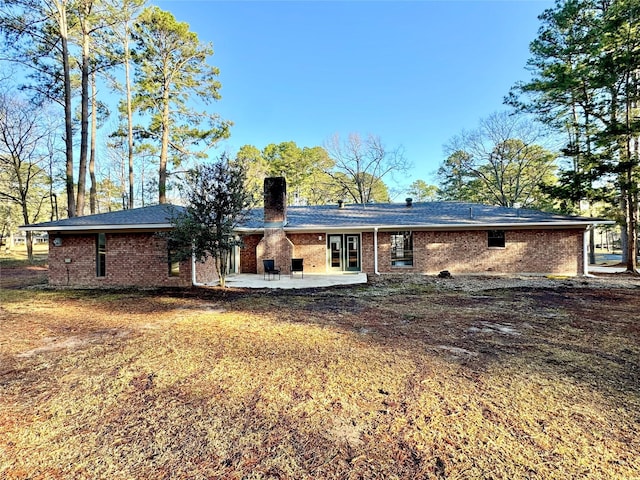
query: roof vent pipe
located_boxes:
[405,197,413,207]
[337,199,344,208]
[513,202,522,217]
[469,207,473,219]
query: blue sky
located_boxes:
[155,0,553,193]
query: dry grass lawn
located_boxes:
[0,244,48,289]
[1,274,639,479]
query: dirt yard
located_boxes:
[0,244,48,288]
[0,264,48,288]
[1,267,639,479]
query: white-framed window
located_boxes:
[391,231,413,266]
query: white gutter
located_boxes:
[374,227,380,275]
[269,220,615,234]
[191,249,205,287]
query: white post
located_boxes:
[583,226,592,276]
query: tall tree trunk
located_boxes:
[89,70,98,214]
[140,165,145,207]
[54,0,76,218]
[47,136,58,221]
[50,193,58,221]
[216,255,226,288]
[124,26,135,209]
[624,169,638,272]
[620,194,628,264]
[159,86,170,204]
[584,108,597,266]
[20,203,33,262]
[25,231,33,262]
[120,146,126,208]
[623,72,638,273]
[76,2,92,216]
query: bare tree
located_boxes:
[324,133,410,204]
[0,94,59,260]
[102,134,129,210]
[441,112,557,208]
[0,0,76,216]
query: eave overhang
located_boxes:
[236,219,614,234]
[19,223,174,233]
[22,219,615,235]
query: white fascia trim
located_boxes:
[19,223,174,232]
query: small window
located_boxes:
[488,230,506,248]
[168,241,180,277]
[391,231,413,266]
[96,233,106,277]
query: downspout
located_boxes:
[192,250,205,286]
[374,227,380,275]
[583,225,594,277]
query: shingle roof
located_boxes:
[22,201,610,232]
[240,201,609,231]
[21,204,185,231]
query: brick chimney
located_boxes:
[257,177,293,273]
[264,177,287,226]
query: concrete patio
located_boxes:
[587,264,628,274]
[221,272,368,289]
[208,265,631,289]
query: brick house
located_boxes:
[20,204,217,288]
[239,178,611,278]
[21,177,611,287]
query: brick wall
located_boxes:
[48,232,193,287]
[288,233,327,273]
[361,232,375,273]
[240,232,326,274]
[239,234,261,273]
[194,255,219,285]
[256,228,293,274]
[238,228,585,277]
[374,229,584,275]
